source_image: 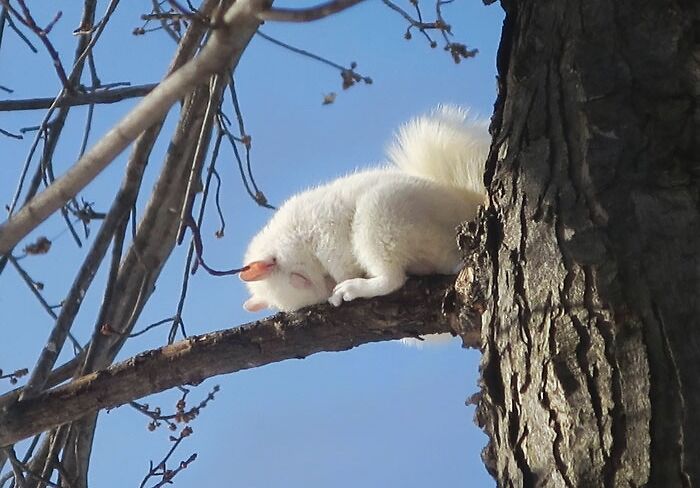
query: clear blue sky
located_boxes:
[0,1,503,486]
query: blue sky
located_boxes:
[0,1,503,486]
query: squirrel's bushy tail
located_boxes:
[387,105,489,195]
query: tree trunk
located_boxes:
[470,0,700,485]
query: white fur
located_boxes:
[242,106,489,315]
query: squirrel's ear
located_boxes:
[240,258,276,281]
[244,296,269,312]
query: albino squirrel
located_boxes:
[240,106,489,315]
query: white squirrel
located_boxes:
[240,106,489,313]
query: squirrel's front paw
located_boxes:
[328,278,366,306]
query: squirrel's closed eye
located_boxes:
[289,272,313,289]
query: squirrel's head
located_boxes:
[240,251,336,313]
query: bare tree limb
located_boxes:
[0,275,480,447]
[0,84,158,112]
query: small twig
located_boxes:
[166,0,208,25]
[216,113,274,209]
[382,0,440,45]
[40,143,84,248]
[167,316,187,345]
[0,7,8,52]
[185,218,249,277]
[1,0,71,88]
[227,77,270,203]
[74,60,101,230]
[0,127,21,139]
[176,74,223,245]
[256,30,372,89]
[71,199,106,224]
[44,10,62,33]
[7,256,83,353]
[381,0,477,62]
[210,168,225,237]
[90,213,131,346]
[129,384,219,432]
[6,121,51,218]
[436,0,477,62]
[0,368,29,385]
[1,5,37,52]
[128,317,175,338]
[168,132,227,343]
[101,317,176,339]
[139,427,196,488]
[143,0,182,42]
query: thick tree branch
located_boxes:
[0,275,480,447]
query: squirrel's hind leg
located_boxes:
[328,182,425,306]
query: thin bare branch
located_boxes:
[185,218,248,276]
[139,428,196,488]
[148,0,182,42]
[7,256,83,353]
[169,131,226,344]
[175,74,223,244]
[226,78,266,200]
[258,0,365,22]
[216,112,273,208]
[0,4,37,52]
[0,84,158,112]
[0,127,21,139]
[255,31,372,89]
[381,0,477,62]
[209,168,225,237]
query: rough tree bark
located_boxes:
[468,0,699,486]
